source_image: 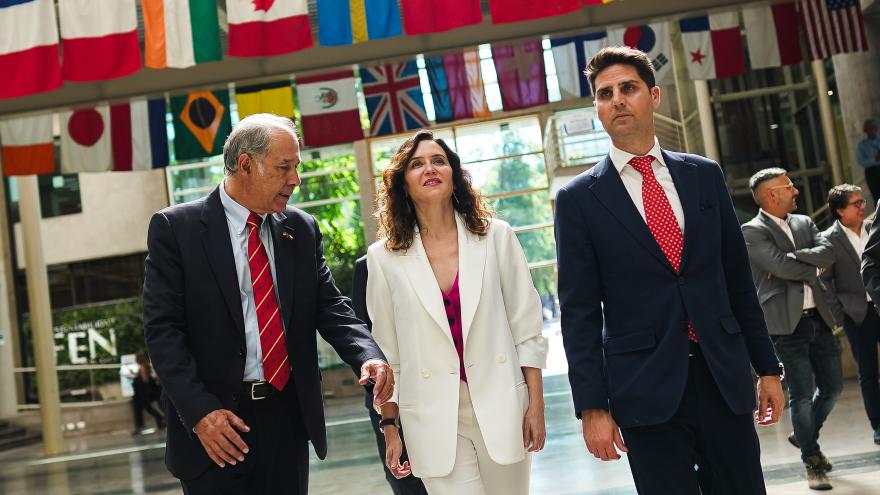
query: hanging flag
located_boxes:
[360,61,429,136]
[799,0,869,60]
[60,106,113,174]
[318,0,402,46]
[226,0,313,57]
[0,114,55,176]
[742,2,802,69]
[491,40,548,111]
[58,0,141,82]
[110,98,170,172]
[550,32,609,99]
[0,0,62,99]
[236,80,295,121]
[679,13,746,80]
[400,0,482,35]
[490,0,581,25]
[607,23,673,82]
[297,71,364,147]
[426,49,490,123]
[171,90,232,161]
[142,0,222,69]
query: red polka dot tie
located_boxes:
[628,156,698,343]
[247,213,291,390]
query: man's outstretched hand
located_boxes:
[581,409,628,461]
[194,409,250,468]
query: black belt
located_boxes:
[801,308,819,319]
[241,381,279,401]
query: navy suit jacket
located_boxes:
[143,188,384,480]
[554,150,779,428]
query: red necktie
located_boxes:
[247,213,291,390]
[628,156,698,343]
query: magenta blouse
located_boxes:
[441,273,467,383]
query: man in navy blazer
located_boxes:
[555,47,784,494]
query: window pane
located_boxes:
[467,154,548,194]
[530,264,559,322]
[489,190,553,227]
[455,117,542,163]
[370,130,456,175]
[300,200,365,303]
[168,162,225,203]
[291,153,359,205]
[515,226,556,265]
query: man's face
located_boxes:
[867,124,878,139]
[593,64,660,143]
[240,131,302,214]
[765,175,799,214]
[838,192,866,227]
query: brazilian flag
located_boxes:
[171,89,232,161]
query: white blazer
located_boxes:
[367,215,548,478]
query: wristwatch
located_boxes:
[378,417,400,435]
[759,362,785,380]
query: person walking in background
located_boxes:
[130,352,164,435]
[857,119,880,204]
[351,255,428,495]
[742,168,841,490]
[555,46,783,495]
[367,130,548,494]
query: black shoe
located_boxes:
[788,432,800,449]
[791,434,833,471]
[804,456,832,490]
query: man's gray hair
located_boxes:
[748,167,788,205]
[222,113,298,176]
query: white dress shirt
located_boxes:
[762,209,816,310]
[609,137,685,232]
[840,220,872,302]
[219,181,283,381]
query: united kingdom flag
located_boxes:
[360,60,429,136]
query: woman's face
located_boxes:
[403,140,454,208]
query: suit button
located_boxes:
[232,392,238,401]
[678,277,685,286]
[497,354,507,363]
[421,370,430,378]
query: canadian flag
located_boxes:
[226,0,313,57]
[60,106,112,174]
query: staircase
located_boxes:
[0,419,41,451]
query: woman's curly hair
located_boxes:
[377,130,493,251]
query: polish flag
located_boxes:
[110,98,170,172]
[0,114,55,177]
[743,2,802,69]
[58,0,141,82]
[0,0,62,99]
[226,0,313,57]
[60,106,112,174]
[679,12,746,80]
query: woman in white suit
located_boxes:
[367,130,548,494]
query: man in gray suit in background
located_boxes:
[823,184,880,447]
[741,168,842,491]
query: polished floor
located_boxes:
[1,326,878,494]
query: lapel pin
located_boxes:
[281,231,294,240]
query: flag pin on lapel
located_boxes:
[281,230,294,240]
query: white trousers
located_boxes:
[420,381,531,495]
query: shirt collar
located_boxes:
[760,208,790,226]
[219,181,267,236]
[609,137,665,175]
[837,219,869,239]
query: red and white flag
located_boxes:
[110,98,170,172]
[60,106,112,174]
[296,71,363,148]
[743,2,802,69]
[799,0,869,60]
[226,0,313,57]
[0,0,62,99]
[58,0,141,82]
[0,114,55,177]
[490,0,581,24]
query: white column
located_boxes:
[0,175,18,419]
[694,80,720,162]
[16,176,64,456]
[812,60,844,185]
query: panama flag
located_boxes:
[0,114,55,176]
[0,0,62,99]
[110,98,170,172]
[58,0,141,82]
[60,106,113,174]
[607,23,672,82]
[142,0,222,69]
[297,71,364,147]
[742,2,802,69]
[679,13,746,80]
[227,0,313,57]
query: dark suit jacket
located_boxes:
[143,187,384,480]
[861,219,880,307]
[352,255,374,409]
[554,150,779,428]
[822,220,872,326]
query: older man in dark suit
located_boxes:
[143,113,392,494]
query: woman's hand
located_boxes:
[523,399,546,452]
[383,427,412,479]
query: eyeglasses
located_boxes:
[848,199,867,208]
[768,182,796,191]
